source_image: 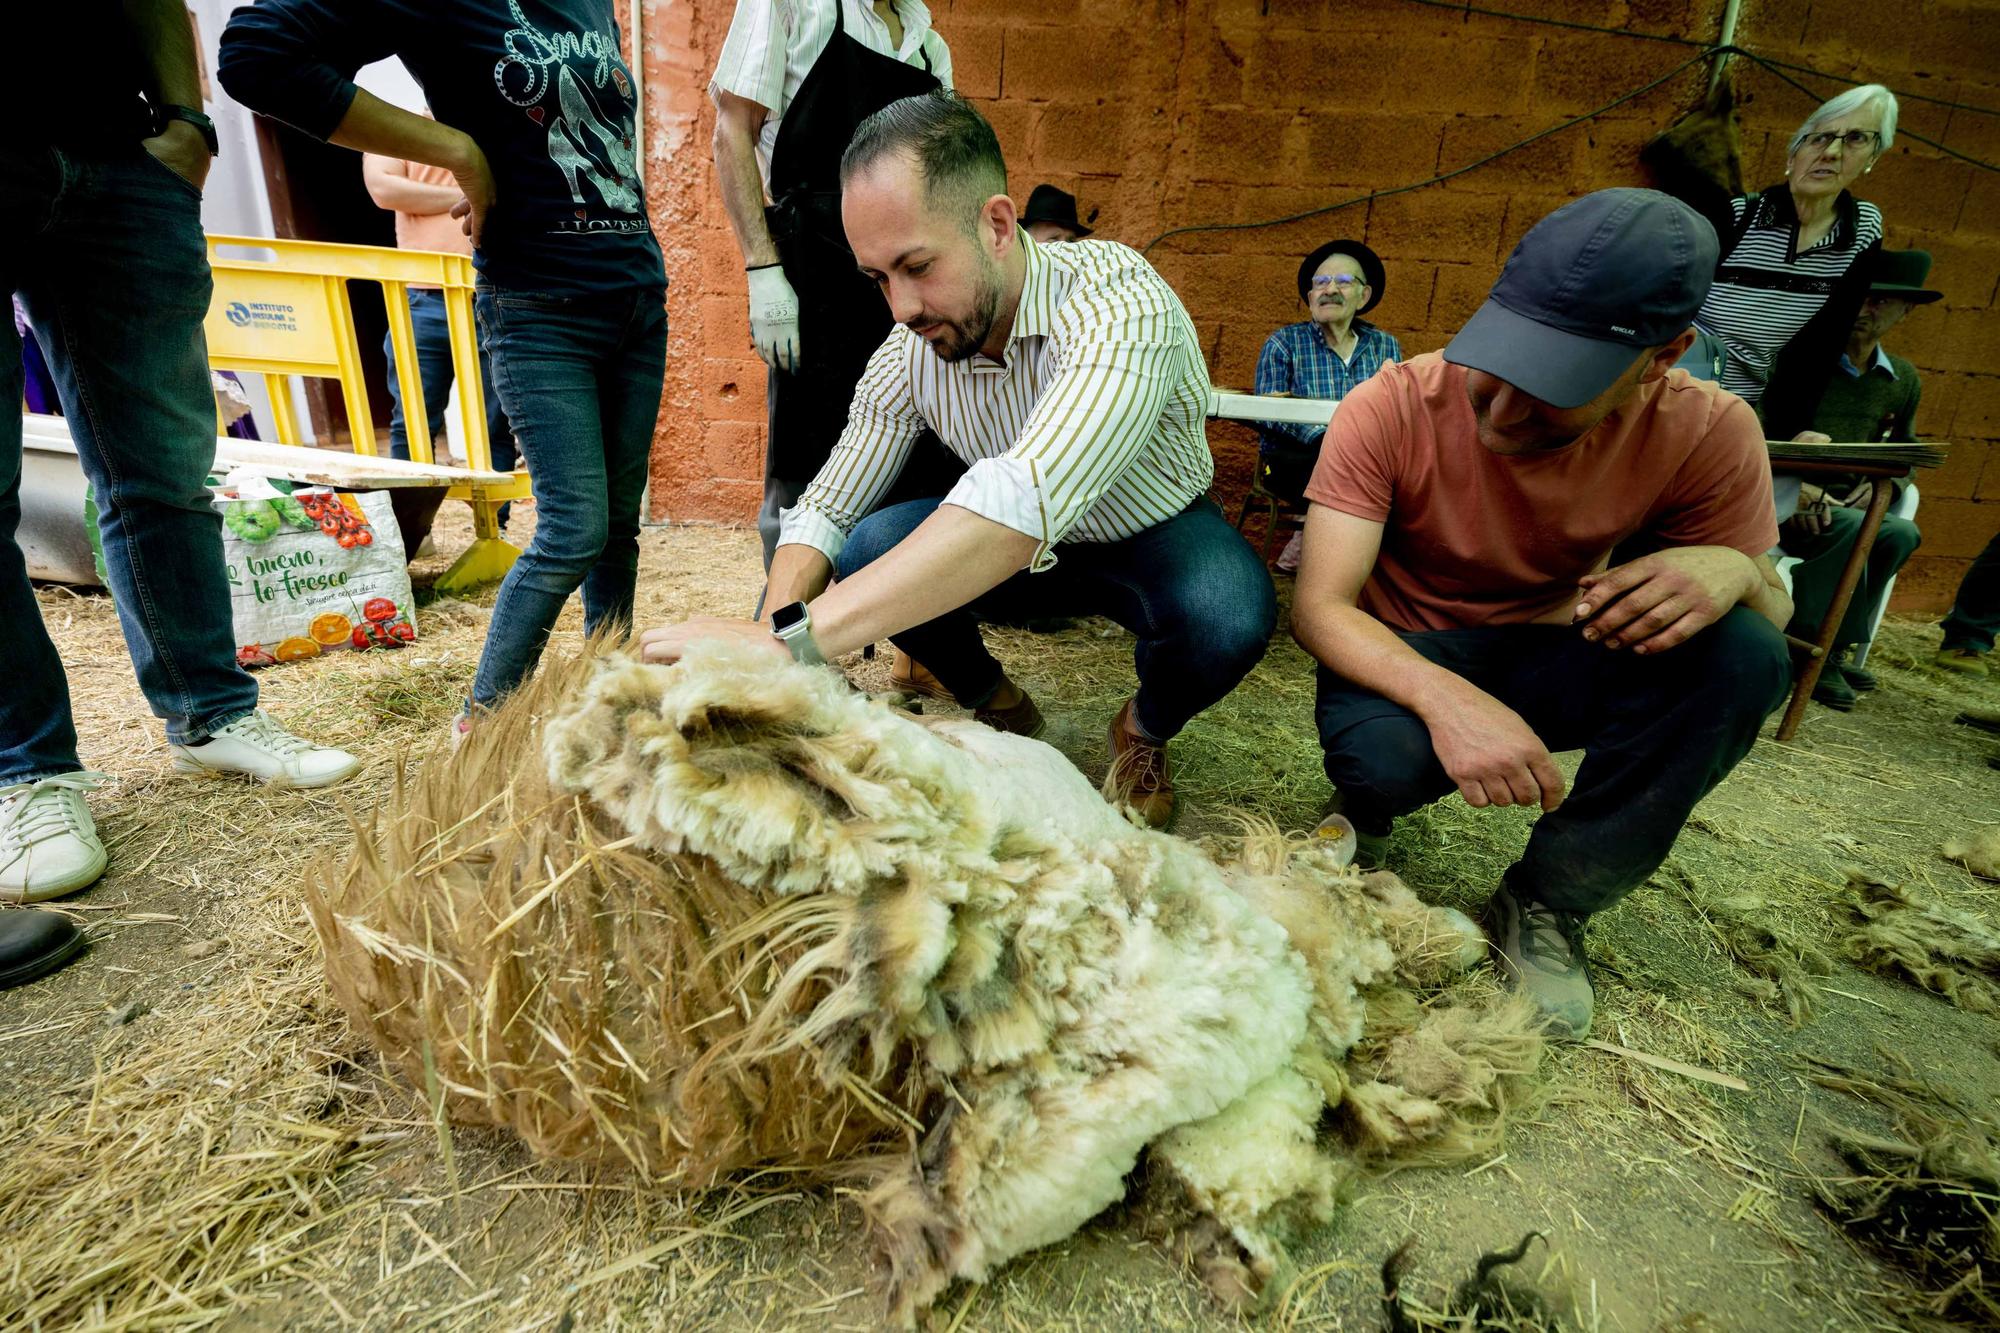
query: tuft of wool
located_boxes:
[1942,826,2000,881]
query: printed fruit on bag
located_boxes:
[274,636,322,663]
[236,644,277,668]
[363,597,398,624]
[309,612,353,646]
[224,500,281,543]
[271,495,315,530]
[350,626,374,651]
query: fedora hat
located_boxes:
[1022,184,1094,237]
[1867,248,1943,304]
[1297,239,1386,314]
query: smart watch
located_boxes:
[149,103,219,156]
[770,601,826,666]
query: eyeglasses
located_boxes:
[1309,274,1369,291]
[1800,129,1881,153]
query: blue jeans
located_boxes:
[835,497,1278,741]
[470,286,666,707]
[2,143,259,782]
[1314,610,1790,915]
[1940,531,2000,654]
[383,288,518,524]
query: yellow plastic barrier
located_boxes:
[203,234,530,594]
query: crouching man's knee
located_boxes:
[1687,607,1792,718]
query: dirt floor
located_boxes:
[4,503,1998,1332]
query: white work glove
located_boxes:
[746,264,802,373]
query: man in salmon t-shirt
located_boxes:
[1292,189,1794,1038]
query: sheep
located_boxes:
[311,643,1541,1323]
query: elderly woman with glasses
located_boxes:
[1682,84,1897,444]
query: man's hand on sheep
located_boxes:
[638,617,790,665]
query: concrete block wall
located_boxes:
[639,0,2000,612]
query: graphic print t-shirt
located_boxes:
[221,0,664,294]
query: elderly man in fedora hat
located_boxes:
[1773,247,1941,707]
[1021,184,1094,243]
[1254,239,1402,572]
[1292,190,1794,1037]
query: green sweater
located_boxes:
[1809,347,1921,444]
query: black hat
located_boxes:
[1866,248,1943,304]
[1443,189,1717,409]
[1296,239,1386,314]
[1022,184,1094,238]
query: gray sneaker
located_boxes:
[1482,881,1594,1039]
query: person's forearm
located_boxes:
[331,90,478,177]
[127,0,203,106]
[712,115,780,268]
[802,506,1039,658]
[1292,599,1483,721]
[365,172,466,214]
[764,544,835,611]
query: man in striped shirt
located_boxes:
[641,92,1277,827]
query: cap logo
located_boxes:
[1610,324,1636,335]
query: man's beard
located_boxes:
[916,254,1002,363]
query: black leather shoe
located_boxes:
[1839,662,1878,692]
[1812,666,1858,711]
[0,908,87,990]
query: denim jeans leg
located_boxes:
[471,288,664,707]
[1940,532,2000,654]
[15,147,258,748]
[383,287,456,463]
[1055,499,1277,740]
[834,497,1012,705]
[1,220,84,781]
[579,296,666,638]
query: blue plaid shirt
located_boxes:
[1253,319,1403,451]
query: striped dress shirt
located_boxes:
[779,233,1216,572]
[1694,189,1883,406]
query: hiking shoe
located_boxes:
[1934,646,1989,675]
[0,908,89,990]
[1812,664,1858,711]
[1,772,110,903]
[1957,708,2000,736]
[170,712,360,788]
[1105,698,1175,829]
[972,677,1046,740]
[1482,881,1594,1039]
[1838,654,1878,692]
[889,649,955,703]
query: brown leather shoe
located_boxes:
[973,677,1046,738]
[889,649,955,702]
[1105,698,1175,828]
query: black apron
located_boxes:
[763,2,961,495]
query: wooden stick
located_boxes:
[1584,1038,1750,1092]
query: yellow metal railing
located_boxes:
[203,234,530,593]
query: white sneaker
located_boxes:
[1,772,110,903]
[169,712,360,789]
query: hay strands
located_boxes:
[1583,1038,1750,1093]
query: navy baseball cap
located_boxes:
[1444,188,1718,409]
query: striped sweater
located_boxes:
[1694,187,1883,407]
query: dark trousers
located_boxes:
[1314,609,1790,914]
[1940,531,2000,654]
[836,496,1278,741]
[1783,507,1921,651]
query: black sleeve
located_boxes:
[1761,237,1880,440]
[217,0,399,142]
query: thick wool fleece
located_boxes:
[544,646,1314,1319]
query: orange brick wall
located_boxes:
[638,0,2000,613]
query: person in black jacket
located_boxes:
[220,1,669,732]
